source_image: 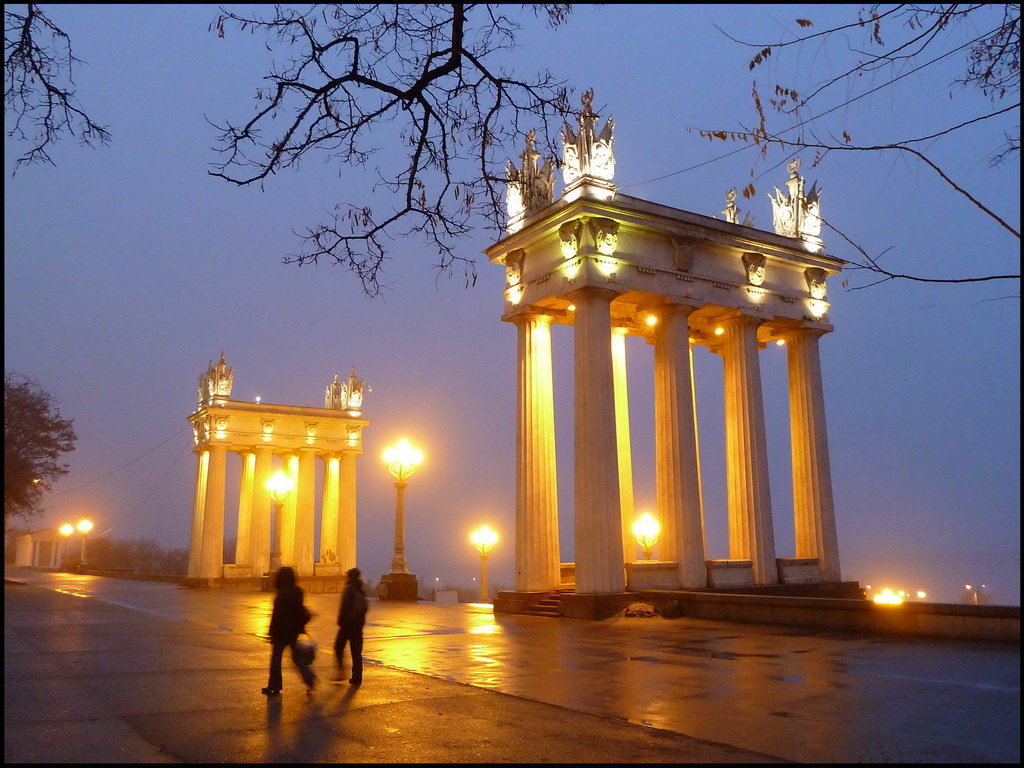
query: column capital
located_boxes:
[719,308,770,328]
[778,322,833,341]
[566,284,622,304]
[508,308,556,327]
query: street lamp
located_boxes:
[470,525,499,603]
[58,523,74,568]
[379,438,423,601]
[77,519,94,566]
[632,513,660,560]
[266,470,294,573]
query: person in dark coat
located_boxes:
[334,567,369,685]
[262,566,317,695]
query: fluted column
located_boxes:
[320,454,341,564]
[721,313,777,585]
[234,451,255,566]
[187,449,209,578]
[612,327,637,563]
[570,286,625,594]
[199,442,227,579]
[512,312,561,592]
[280,454,298,566]
[783,326,841,582]
[250,446,274,576]
[294,448,317,576]
[653,303,706,587]
[338,450,358,572]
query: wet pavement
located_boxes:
[4,567,1020,763]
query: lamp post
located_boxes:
[266,470,294,573]
[77,519,94,567]
[632,513,660,560]
[470,525,499,603]
[58,523,74,569]
[379,438,423,601]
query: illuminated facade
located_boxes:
[186,356,370,582]
[490,93,843,611]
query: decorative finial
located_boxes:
[505,129,556,233]
[768,159,823,251]
[560,88,616,201]
[198,353,233,406]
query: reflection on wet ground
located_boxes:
[8,569,1019,763]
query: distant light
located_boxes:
[916,591,927,599]
[714,327,725,336]
[77,519,93,535]
[59,523,74,537]
[255,395,261,404]
[776,339,785,346]
[567,304,576,311]
[645,315,658,326]
[872,588,904,605]
[965,584,972,589]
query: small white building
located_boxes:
[14,528,65,568]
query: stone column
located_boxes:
[320,454,341,565]
[294,448,317,576]
[569,286,625,594]
[653,303,706,587]
[234,451,255,566]
[612,327,637,563]
[199,442,227,579]
[783,326,841,582]
[280,454,298,566]
[512,312,561,592]
[721,313,777,585]
[338,450,358,572]
[187,449,209,578]
[250,446,274,577]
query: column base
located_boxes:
[378,572,419,601]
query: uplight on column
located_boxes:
[470,525,499,603]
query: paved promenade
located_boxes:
[4,567,1020,763]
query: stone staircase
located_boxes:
[526,587,574,617]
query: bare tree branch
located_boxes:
[4,3,110,169]
[208,3,575,296]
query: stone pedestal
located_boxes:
[378,572,419,601]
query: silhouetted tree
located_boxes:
[4,373,77,528]
[208,4,575,296]
[3,3,110,168]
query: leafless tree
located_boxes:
[699,4,1020,288]
[4,3,110,169]
[208,4,575,296]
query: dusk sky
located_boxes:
[5,4,1019,604]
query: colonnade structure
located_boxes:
[490,91,849,618]
[187,357,370,586]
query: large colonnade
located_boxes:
[187,360,369,581]
[491,93,844,608]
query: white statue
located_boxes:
[198,352,233,406]
[768,159,823,249]
[505,130,555,232]
[561,89,615,187]
[327,366,369,412]
[722,189,739,224]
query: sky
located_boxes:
[4,4,1019,605]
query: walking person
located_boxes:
[335,567,369,685]
[262,566,317,696]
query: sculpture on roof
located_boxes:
[768,159,823,250]
[505,129,555,233]
[326,367,369,414]
[561,89,616,189]
[198,352,233,407]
